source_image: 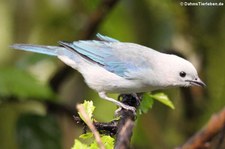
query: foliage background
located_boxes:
[0,0,225,149]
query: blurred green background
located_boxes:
[0,0,225,149]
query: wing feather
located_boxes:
[59,40,149,79]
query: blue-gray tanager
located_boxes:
[11,33,205,112]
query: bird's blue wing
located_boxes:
[59,40,145,79]
[96,33,119,42]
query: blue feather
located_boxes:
[96,33,119,42]
[59,40,143,78]
[11,44,59,56]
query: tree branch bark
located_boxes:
[179,107,225,149]
[114,94,140,149]
[115,119,134,149]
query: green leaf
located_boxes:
[72,139,88,149]
[73,101,114,149]
[151,93,175,109]
[101,136,114,149]
[0,67,54,100]
[79,132,93,139]
[89,142,99,149]
[138,93,154,114]
[78,100,95,122]
[89,135,114,149]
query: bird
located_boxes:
[11,33,205,112]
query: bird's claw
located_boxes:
[114,107,122,117]
[125,105,136,113]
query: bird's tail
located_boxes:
[11,43,86,70]
[10,44,64,56]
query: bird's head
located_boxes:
[157,54,206,88]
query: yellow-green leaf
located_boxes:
[101,136,114,149]
[78,100,95,122]
[151,93,175,109]
[79,132,93,139]
[71,139,88,149]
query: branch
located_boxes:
[114,94,140,149]
[179,107,225,149]
[73,94,140,149]
[73,116,118,136]
[49,0,120,92]
[115,119,134,149]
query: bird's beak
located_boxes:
[186,78,206,87]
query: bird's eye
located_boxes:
[179,71,186,78]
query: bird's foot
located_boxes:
[122,104,136,112]
[114,107,122,117]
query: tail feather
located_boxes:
[11,44,63,56]
[11,43,84,69]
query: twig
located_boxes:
[73,115,118,136]
[76,104,105,149]
[94,121,118,136]
[179,107,225,149]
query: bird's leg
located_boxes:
[118,93,141,107]
[98,92,136,113]
[115,93,141,116]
